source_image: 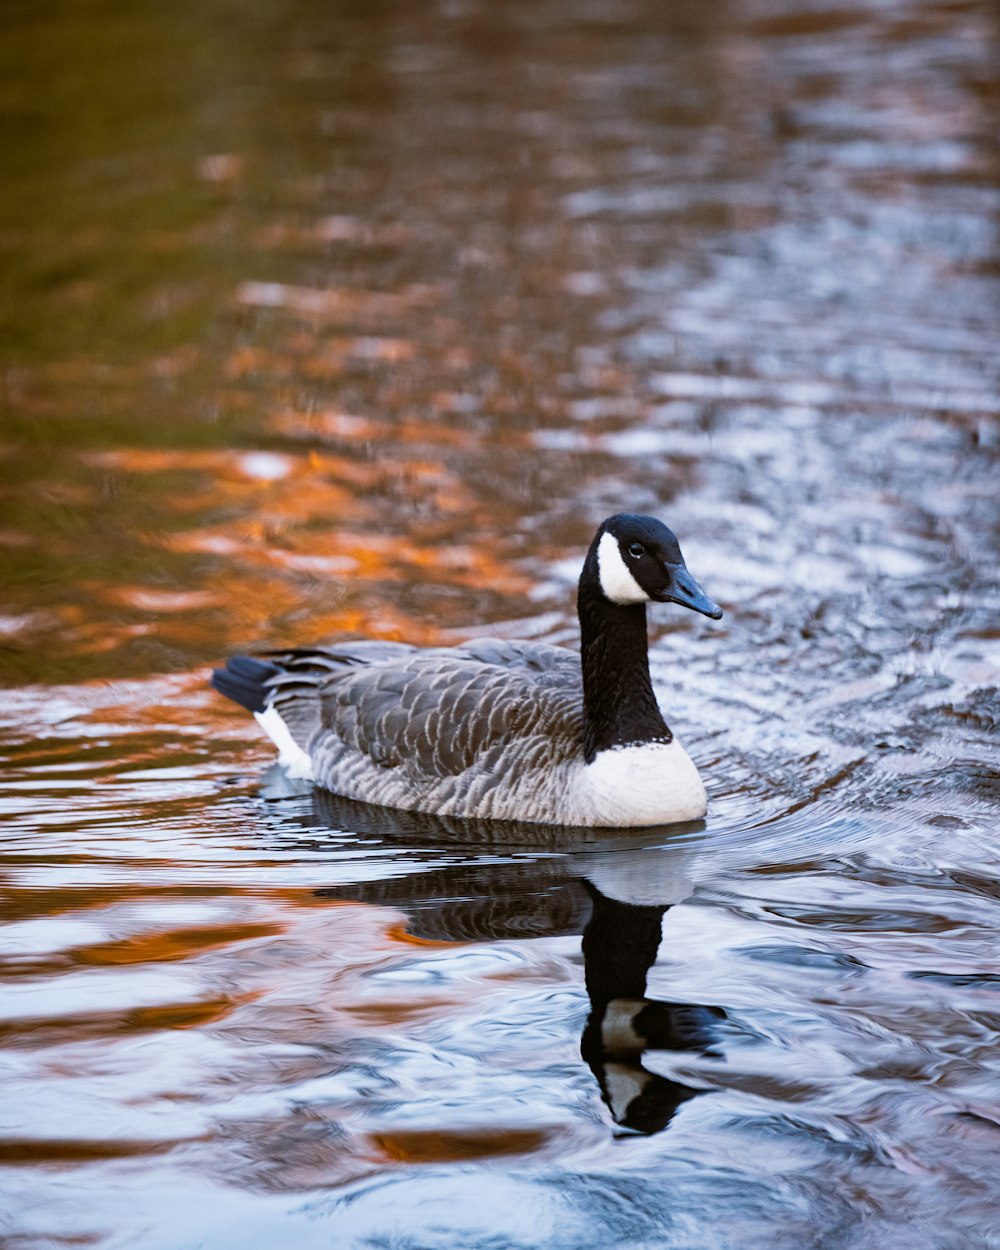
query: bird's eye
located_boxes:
[627,542,645,558]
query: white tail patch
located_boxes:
[254,706,315,781]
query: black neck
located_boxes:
[577,573,672,762]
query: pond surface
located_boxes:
[2,0,999,1247]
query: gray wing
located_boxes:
[259,641,418,746]
[317,641,584,778]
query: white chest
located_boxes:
[576,739,707,827]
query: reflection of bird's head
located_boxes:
[582,996,725,1136]
[596,1058,708,1136]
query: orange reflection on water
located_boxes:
[72,921,282,967]
[274,408,496,448]
[70,439,528,658]
[372,1128,554,1165]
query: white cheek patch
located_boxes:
[596,531,648,604]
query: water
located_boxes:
[2,0,999,1246]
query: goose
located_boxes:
[211,513,722,827]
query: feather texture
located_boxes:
[211,514,722,827]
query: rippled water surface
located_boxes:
[2,1,999,1246]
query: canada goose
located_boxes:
[211,513,722,827]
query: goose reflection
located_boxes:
[299,788,726,1135]
[580,882,724,1134]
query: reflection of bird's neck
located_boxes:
[577,573,671,761]
[581,882,669,1008]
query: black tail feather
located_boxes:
[211,655,282,713]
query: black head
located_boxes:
[588,513,722,619]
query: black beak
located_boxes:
[659,563,723,619]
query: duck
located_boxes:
[211,513,722,827]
